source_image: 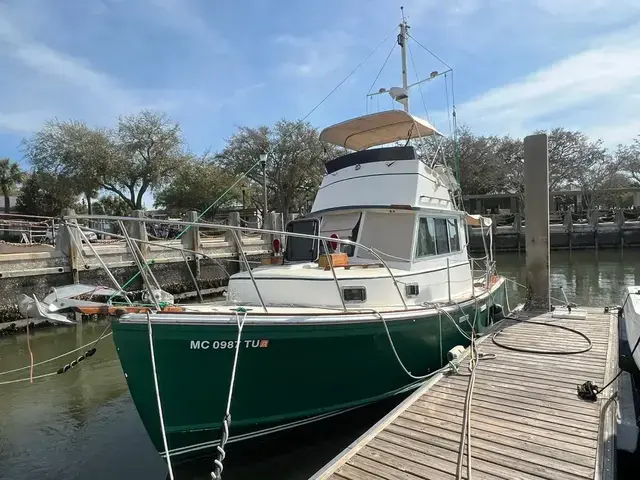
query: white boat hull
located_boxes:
[622,286,640,373]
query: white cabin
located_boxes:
[227,110,489,311]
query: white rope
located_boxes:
[0,371,58,386]
[146,312,174,480]
[372,310,456,380]
[212,307,249,480]
[424,302,472,341]
[501,276,567,305]
[0,327,113,377]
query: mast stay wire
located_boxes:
[407,33,453,70]
[407,39,429,121]
[366,39,397,114]
[106,28,396,304]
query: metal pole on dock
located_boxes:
[523,134,550,311]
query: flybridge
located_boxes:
[319,110,442,151]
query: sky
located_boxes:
[1,0,640,169]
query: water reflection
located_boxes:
[496,249,640,307]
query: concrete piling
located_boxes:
[523,134,550,311]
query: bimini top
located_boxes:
[319,110,443,151]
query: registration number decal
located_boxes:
[190,340,269,350]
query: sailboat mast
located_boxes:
[399,8,409,112]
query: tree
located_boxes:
[0,158,23,214]
[216,120,336,216]
[94,194,132,216]
[422,127,523,196]
[543,128,607,191]
[155,155,241,217]
[22,120,111,215]
[23,110,188,213]
[617,137,640,187]
[107,110,188,210]
[16,172,81,217]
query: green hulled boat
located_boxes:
[113,281,505,458]
[110,16,508,462]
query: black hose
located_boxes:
[492,316,593,355]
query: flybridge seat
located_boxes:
[325,146,416,174]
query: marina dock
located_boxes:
[312,307,618,480]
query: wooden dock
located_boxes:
[312,307,618,480]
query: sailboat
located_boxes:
[107,17,508,461]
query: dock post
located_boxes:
[523,134,550,311]
[590,209,599,250]
[225,212,241,267]
[182,211,201,278]
[564,210,573,253]
[615,210,625,249]
[261,212,277,246]
[127,210,148,258]
[57,208,81,284]
[513,213,522,254]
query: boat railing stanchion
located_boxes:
[447,257,452,304]
[118,220,161,310]
[323,239,347,312]
[231,229,268,313]
[470,257,474,294]
[181,248,203,303]
[73,223,133,305]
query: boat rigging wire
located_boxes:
[407,39,429,121]
[407,33,452,71]
[104,28,396,305]
[366,39,397,114]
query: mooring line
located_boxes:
[145,312,174,480]
[0,324,113,377]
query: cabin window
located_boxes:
[355,212,414,263]
[415,217,436,257]
[448,218,460,252]
[434,218,450,254]
[342,286,366,303]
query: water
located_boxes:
[1,250,639,480]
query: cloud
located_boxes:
[0,112,51,134]
[453,24,640,144]
[146,0,229,54]
[275,31,354,78]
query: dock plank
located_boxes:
[312,308,617,480]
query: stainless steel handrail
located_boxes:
[322,238,347,312]
[64,214,409,310]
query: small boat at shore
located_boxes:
[17,283,177,323]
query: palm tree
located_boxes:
[0,158,23,215]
